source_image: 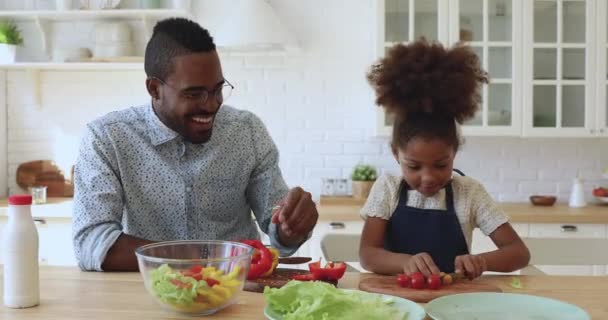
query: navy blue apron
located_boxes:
[384,172,469,273]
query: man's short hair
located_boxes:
[144,17,216,80]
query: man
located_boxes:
[72,18,318,271]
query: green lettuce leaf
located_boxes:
[264,281,408,320]
[149,264,208,306]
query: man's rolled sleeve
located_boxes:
[72,124,125,271]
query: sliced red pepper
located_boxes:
[308,261,347,281]
[205,278,220,287]
[292,273,316,281]
[242,239,273,280]
[189,265,203,274]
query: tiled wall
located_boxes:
[2,0,608,203]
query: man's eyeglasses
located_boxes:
[152,77,234,104]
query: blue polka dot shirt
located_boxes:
[72,104,292,271]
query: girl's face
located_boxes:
[394,137,456,197]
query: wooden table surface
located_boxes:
[1,266,606,319]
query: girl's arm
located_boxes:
[359,217,439,275]
[479,222,530,272]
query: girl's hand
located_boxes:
[403,252,440,276]
[454,254,487,280]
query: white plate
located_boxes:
[264,289,426,320]
[426,292,590,320]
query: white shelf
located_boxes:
[0,9,189,21]
[0,62,144,70]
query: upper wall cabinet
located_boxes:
[523,0,597,137]
[377,0,607,137]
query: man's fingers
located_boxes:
[278,187,303,223]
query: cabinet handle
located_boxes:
[560,225,577,232]
[330,222,345,229]
[33,218,47,225]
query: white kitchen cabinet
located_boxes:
[595,0,608,136]
[377,0,608,137]
[377,0,524,136]
[527,223,607,275]
[470,222,529,254]
[0,217,76,266]
[522,0,599,137]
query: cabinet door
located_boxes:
[523,0,596,137]
[377,0,450,136]
[528,223,607,275]
[470,223,529,254]
[452,0,523,136]
[596,0,608,136]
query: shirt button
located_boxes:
[186,186,192,192]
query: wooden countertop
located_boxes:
[318,197,608,223]
[0,266,605,319]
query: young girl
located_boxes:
[359,40,530,279]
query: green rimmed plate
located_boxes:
[426,292,590,320]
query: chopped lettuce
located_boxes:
[264,281,408,320]
[150,264,208,306]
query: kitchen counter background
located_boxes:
[1,197,607,224]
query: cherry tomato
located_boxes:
[427,274,441,290]
[396,274,410,288]
[441,274,453,285]
[410,273,425,290]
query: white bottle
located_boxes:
[569,178,587,208]
[2,194,39,308]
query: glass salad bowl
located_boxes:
[135,240,252,315]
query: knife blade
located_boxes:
[278,257,312,264]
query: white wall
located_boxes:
[1,0,608,204]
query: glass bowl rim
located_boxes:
[135,240,253,265]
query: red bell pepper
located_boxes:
[292,273,316,281]
[242,239,273,280]
[308,261,347,281]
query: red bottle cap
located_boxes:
[8,194,33,205]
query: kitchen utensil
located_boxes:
[358,274,502,303]
[264,289,426,320]
[569,178,587,208]
[530,195,557,206]
[16,160,74,197]
[277,257,311,264]
[426,292,590,320]
[244,268,337,293]
[135,240,251,315]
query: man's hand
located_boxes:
[271,187,318,246]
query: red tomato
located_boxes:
[396,274,411,288]
[189,265,204,274]
[410,274,425,290]
[427,274,441,290]
[205,278,220,287]
[170,279,192,289]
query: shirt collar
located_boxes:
[145,103,180,146]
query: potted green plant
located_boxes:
[0,21,23,64]
[351,164,377,199]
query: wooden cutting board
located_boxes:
[16,160,74,197]
[359,274,502,303]
[243,268,337,293]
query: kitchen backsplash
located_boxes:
[2,0,608,203]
